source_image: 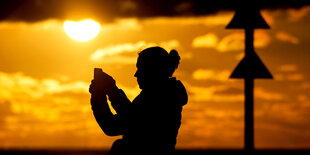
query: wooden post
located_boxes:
[244,28,254,151]
[244,78,254,151]
[226,8,272,152]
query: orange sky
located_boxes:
[0,6,310,150]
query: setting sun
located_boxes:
[64,19,101,41]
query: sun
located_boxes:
[64,19,101,41]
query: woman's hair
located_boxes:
[138,46,180,77]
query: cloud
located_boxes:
[274,73,304,81]
[0,72,88,100]
[254,92,310,148]
[189,85,244,102]
[181,81,289,148]
[275,64,304,81]
[0,71,138,120]
[192,69,231,81]
[234,52,245,60]
[90,40,180,63]
[174,1,193,14]
[0,0,308,22]
[216,32,244,52]
[0,101,14,130]
[286,73,304,81]
[142,12,233,26]
[276,31,299,44]
[253,30,271,47]
[188,82,285,103]
[90,41,144,62]
[220,30,270,52]
[261,10,275,26]
[42,79,88,94]
[192,33,218,48]
[297,94,307,102]
[0,71,91,120]
[287,6,310,21]
[279,64,298,72]
[177,97,244,148]
[119,0,138,13]
[194,30,270,52]
[255,87,285,101]
[0,18,142,34]
[0,71,123,148]
[101,18,142,32]
[0,19,63,31]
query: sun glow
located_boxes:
[64,19,101,41]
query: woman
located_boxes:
[89,47,188,154]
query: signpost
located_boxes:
[226,7,273,151]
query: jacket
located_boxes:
[91,77,188,154]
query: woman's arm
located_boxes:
[107,86,131,116]
[91,93,123,136]
[89,71,132,136]
[89,75,124,136]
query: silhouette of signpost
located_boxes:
[226,7,273,151]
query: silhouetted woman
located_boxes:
[89,47,188,154]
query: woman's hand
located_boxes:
[89,72,116,95]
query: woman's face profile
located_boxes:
[134,56,156,89]
[134,68,144,89]
[135,56,146,89]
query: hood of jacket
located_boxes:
[167,77,188,106]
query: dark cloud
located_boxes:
[0,0,309,22]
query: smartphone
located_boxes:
[94,68,103,80]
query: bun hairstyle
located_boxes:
[167,49,180,77]
[138,46,181,77]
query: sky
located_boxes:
[0,0,310,150]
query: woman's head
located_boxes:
[134,46,180,89]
